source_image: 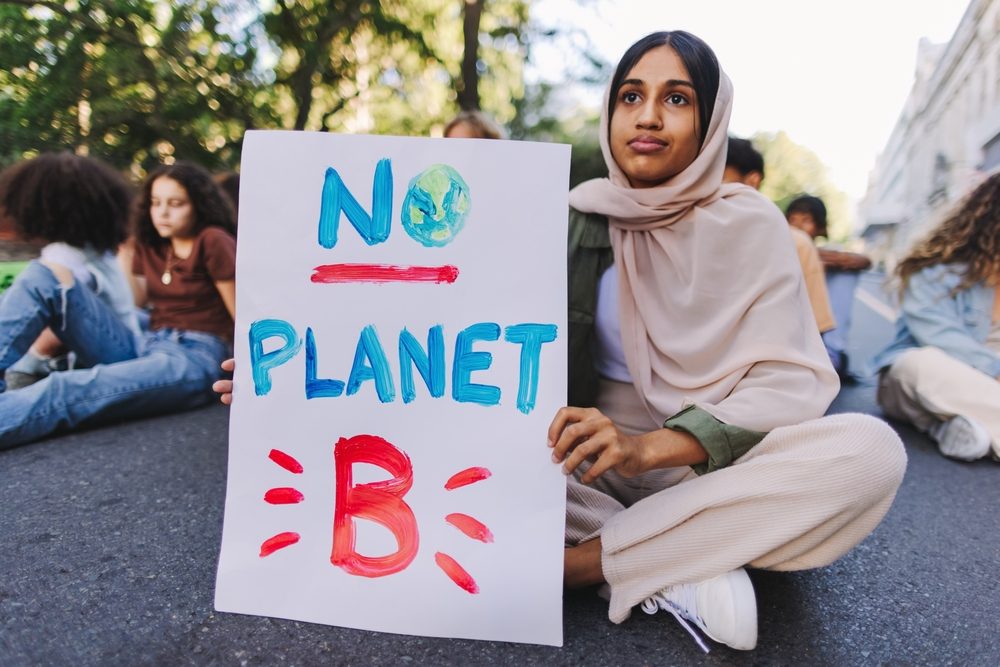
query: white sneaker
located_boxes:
[641,568,757,652]
[929,415,991,461]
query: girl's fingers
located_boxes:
[212,379,233,393]
[216,360,236,404]
[580,451,619,484]
[547,406,586,446]
[561,437,604,475]
[546,408,569,447]
[552,419,596,462]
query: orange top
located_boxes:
[790,226,836,333]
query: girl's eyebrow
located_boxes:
[621,77,695,89]
[664,78,695,89]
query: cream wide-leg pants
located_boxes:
[877,346,1000,456]
[565,379,907,624]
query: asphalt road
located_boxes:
[1,271,998,666]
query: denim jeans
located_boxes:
[0,261,229,448]
[822,270,861,374]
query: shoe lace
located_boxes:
[641,586,711,654]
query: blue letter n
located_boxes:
[317,159,392,248]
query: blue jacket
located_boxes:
[872,263,1000,377]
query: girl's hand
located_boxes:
[212,358,235,405]
[548,406,646,484]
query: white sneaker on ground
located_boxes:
[928,415,991,461]
[641,567,757,652]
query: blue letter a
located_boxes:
[317,158,392,248]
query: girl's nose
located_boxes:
[637,101,662,129]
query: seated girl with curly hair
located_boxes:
[874,171,1000,461]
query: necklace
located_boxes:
[161,246,179,285]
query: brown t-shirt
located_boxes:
[133,226,237,340]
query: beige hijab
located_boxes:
[569,70,838,431]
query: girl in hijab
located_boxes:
[212,29,906,653]
[552,31,906,652]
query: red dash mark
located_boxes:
[311,263,459,285]
[444,466,492,490]
[435,552,480,594]
[445,513,494,543]
[259,531,300,557]
[268,449,304,474]
[264,487,305,504]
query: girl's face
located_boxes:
[609,45,701,189]
[150,177,195,240]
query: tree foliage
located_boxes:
[0,0,268,170]
[260,0,440,132]
[0,0,541,171]
[2,1,845,233]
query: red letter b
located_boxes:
[332,434,418,577]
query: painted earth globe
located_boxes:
[401,164,470,247]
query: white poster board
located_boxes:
[215,131,569,646]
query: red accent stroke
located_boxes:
[311,263,459,284]
[332,434,419,578]
[445,513,494,543]
[264,487,305,504]
[435,552,480,594]
[259,531,300,557]
[268,449,304,474]
[444,466,492,490]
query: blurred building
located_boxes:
[858,0,1000,270]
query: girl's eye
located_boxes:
[622,91,640,104]
[667,93,688,105]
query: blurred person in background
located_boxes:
[722,135,764,190]
[872,171,1000,462]
[214,171,240,223]
[724,137,837,345]
[0,153,140,389]
[785,195,871,378]
[444,110,505,139]
[0,161,236,448]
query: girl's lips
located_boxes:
[628,136,667,153]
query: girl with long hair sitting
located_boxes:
[874,171,1000,461]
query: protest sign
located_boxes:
[215,131,569,646]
